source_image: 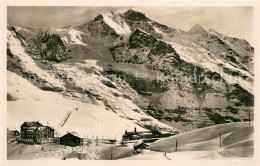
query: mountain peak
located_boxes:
[188,24,209,35]
[61,25,74,30]
[92,14,104,21]
[101,11,131,35]
[103,10,120,18]
[123,9,150,21]
[124,9,141,14]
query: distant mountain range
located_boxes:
[7,9,254,137]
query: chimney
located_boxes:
[134,127,136,133]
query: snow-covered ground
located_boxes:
[7,71,146,139]
[150,122,253,158]
[7,60,174,139]
[7,141,134,160]
[122,122,253,160]
[8,122,253,160]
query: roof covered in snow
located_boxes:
[21,121,43,128]
[61,132,85,139]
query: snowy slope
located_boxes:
[7,29,65,90]
[168,41,253,93]
[7,58,176,137]
[149,122,253,157]
[120,122,253,159]
[7,71,147,139]
[53,61,175,131]
[48,27,87,46]
[102,12,131,35]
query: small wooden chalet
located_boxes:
[20,121,55,144]
[60,132,85,146]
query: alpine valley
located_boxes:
[7,9,254,138]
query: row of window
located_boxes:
[61,140,80,143]
[21,132,54,138]
[64,137,77,140]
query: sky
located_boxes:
[7,7,254,45]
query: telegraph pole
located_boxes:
[175,139,178,152]
[111,147,113,160]
[249,111,251,126]
[96,136,99,146]
[220,132,222,147]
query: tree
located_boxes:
[151,125,160,135]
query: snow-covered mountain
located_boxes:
[7,9,254,136]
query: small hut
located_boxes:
[133,140,148,152]
[60,132,84,146]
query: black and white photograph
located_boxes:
[0,1,259,164]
